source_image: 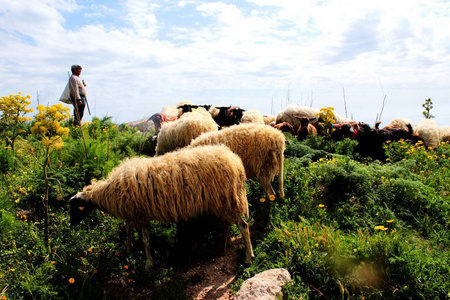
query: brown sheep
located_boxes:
[190,123,285,198]
[70,145,254,269]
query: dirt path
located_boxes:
[181,237,243,299]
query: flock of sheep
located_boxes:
[70,100,450,269]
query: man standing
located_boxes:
[69,64,87,126]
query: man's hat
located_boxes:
[71,64,82,71]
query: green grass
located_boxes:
[1,123,449,299]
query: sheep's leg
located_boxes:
[142,228,153,270]
[236,217,254,264]
[126,222,133,254]
[219,221,231,255]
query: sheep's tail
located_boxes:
[406,123,413,134]
[279,152,285,198]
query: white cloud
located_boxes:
[0,0,449,125]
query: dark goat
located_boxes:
[295,116,317,141]
[332,122,427,161]
[271,122,295,135]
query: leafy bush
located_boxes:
[1,98,449,299]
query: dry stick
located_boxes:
[378,95,387,123]
[68,72,89,159]
[377,77,387,123]
[342,87,348,118]
[43,147,50,249]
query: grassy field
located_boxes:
[1,96,449,299]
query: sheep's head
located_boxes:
[227,107,245,125]
[69,193,99,226]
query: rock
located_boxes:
[235,268,291,300]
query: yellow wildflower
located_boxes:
[269,195,275,201]
[68,278,75,284]
[260,198,266,203]
[374,225,388,231]
[318,204,325,208]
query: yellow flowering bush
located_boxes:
[31,104,70,151]
[30,103,70,248]
[0,92,34,150]
[316,107,336,136]
[0,92,33,123]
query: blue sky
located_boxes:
[1,0,450,126]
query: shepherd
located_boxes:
[69,64,89,126]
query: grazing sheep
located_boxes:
[414,119,441,149]
[440,127,450,143]
[70,145,254,269]
[176,100,194,117]
[263,115,276,125]
[226,106,245,126]
[155,110,218,155]
[210,105,231,128]
[375,117,413,132]
[241,109,265,124]
[189,123,286,198]
[161,105,178,117]
[209,105,245,128]
[276,105,352,133]
[276,106,320,133]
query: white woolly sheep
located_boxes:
[70,145,254,269]
[161,105,178,117]
[155,110,218,155]
[276,106,319,132]
[414,119,440,149]
[241,109,265,124]
[375,117,414,132]
[189,123,286,198]
[389,117,414,132]
[263,115,276,125]
[440,127,450,143]
[176,99,194,117]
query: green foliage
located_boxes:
[1,101,450,299]
[0,146,15,173]
[422,98,435,119]
[235,139,450,299]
